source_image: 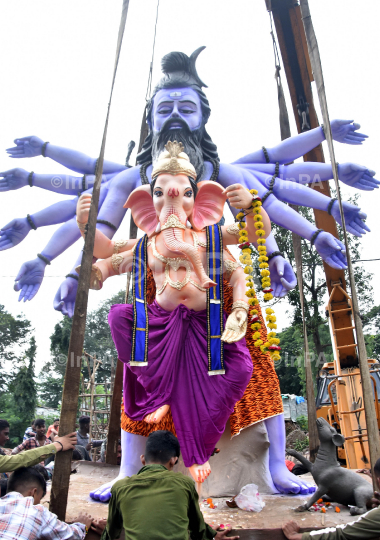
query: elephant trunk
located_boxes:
[161,226,216,289]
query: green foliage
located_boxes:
[294,437,309,452]
[0,335,37,447]
[296,415,308,432]
[11,337,37,424]
[362,305,380,362]
[0,304,31,391]
[0,394,30,446]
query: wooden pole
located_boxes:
[299,0,380,485]
[49,1,130,519]
[273,60,319,459]
[106,359,124,465]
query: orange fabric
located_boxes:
[121,268,283,438]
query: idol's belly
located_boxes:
[155,282,208,312]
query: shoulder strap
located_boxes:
[130,235,149,366]
[206,224,225,375]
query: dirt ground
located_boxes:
[44,461,372,531]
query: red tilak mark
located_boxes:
[168,188,179,198]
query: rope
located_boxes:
[299,0,380,481]
[145,0,160,101]
[268,9,319,460]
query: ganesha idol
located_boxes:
[76,141,281,498]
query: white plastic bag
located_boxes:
[235,483,265,512]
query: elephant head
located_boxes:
[124,173,226,288]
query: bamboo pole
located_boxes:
[106,359,123,465]
[49,1,130,519]
[299,0,380,485]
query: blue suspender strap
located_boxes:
[130,235,149,366]
[206,224,225,375]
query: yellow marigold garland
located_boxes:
[236,189,281,362]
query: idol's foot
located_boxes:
[75,264,103,290]
[89,473,125,503]
[189,462,211,483]
[270,462,316,495]
[144,405,170,424]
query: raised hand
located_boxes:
[314,232,347,269]
[222,183,253,209]
[0,168,30,191]
[221,308,247,343]
[6,136,44,158]
[53,276,78,318]
[269,256,297,298]
[14,258,47,302]
[76,193,92,226]
[330,119,368,145]
[330,200,370,237]
[338,163,379,191]
[0,218,32,250]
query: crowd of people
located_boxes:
[2,417,380,539]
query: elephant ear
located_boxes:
[332,433,345,447]
[124,185,158,236]
[192,181,227,231]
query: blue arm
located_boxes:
[6,136,127,175]
[233,120,368,165]
[0,167,115,195]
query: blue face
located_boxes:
[152,88,202,133]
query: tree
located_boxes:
[11,337,37,424]
[363,305,380,362]
[1,336,38,446]
[0,304,31,391]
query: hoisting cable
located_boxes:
[268,10,319,461]
[145,0,160,101]
[125,0,160,303]
[49,0,131,520]
[299,0,380,486]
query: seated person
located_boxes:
[46,418,60,440]
[97,440,121,466]
[12,419,51,455]
[100,430,238,540]
[76,416,104,456]
[0,466,93,539]
[23,420,36,441]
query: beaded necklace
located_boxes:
[236,189,281,362]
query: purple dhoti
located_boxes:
[108,300,253,467]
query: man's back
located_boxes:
[104,465,215,540]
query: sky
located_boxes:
[0,1,379,371]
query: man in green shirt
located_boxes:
[101,431,239,540]
[282,459,380,540]
[0,424,77,474]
